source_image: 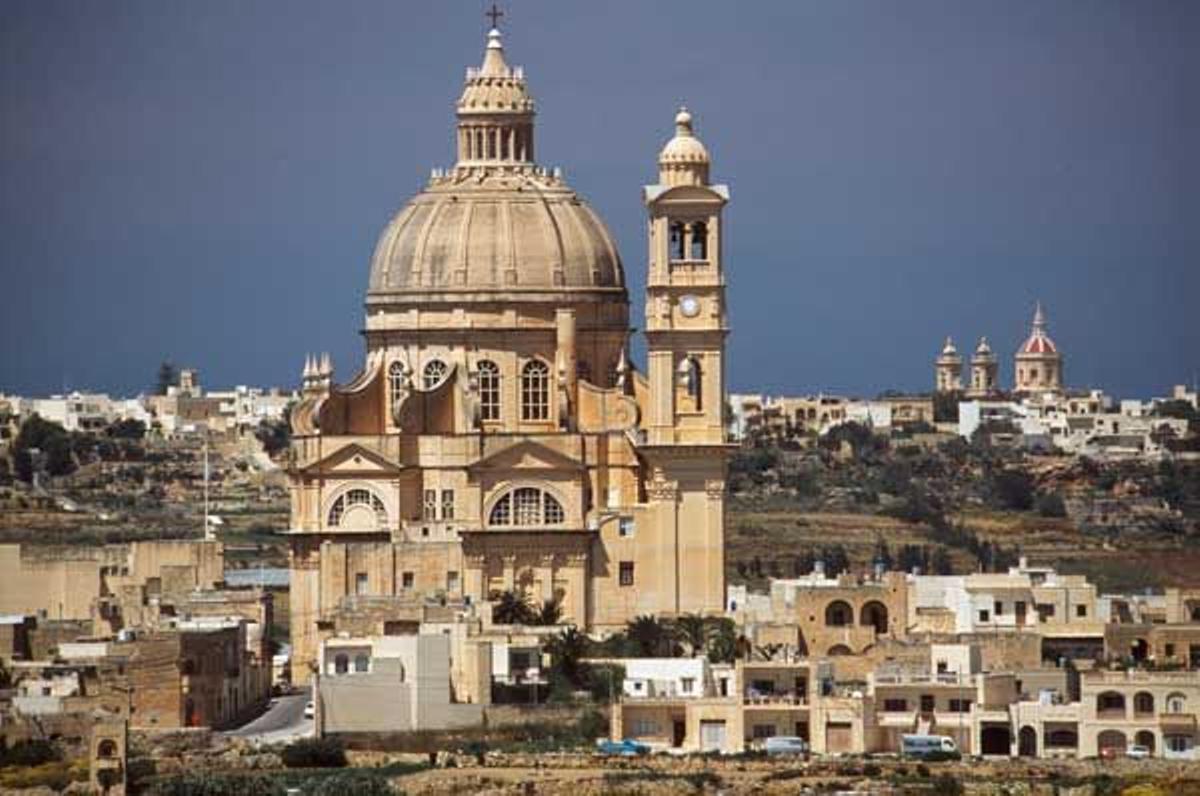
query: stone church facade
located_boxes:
[285,28,733,682]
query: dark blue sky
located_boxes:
[2,1,1197,399]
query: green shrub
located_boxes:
[280,737,347,769]
[1035,491,1068,517]
[303,770,395,795]
[931,772,964,796]
[145,772,285,796]
[0,738,60,768]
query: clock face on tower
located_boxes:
[679,295,701,318]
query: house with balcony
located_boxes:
[1077,669,1199,759]
[612,658,832,754]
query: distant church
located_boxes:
[285,26,733,682]
[936,302,1065,398]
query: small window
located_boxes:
[978,610,990,623]
[334,653,349,675]
[920,694,935,712]
[883,698,907,712]
[355,572,368,596]
[423,360,448,389]
[681,677,695,693]
[477,360,501,421]
[949,698,971,713]
[689,221,707,259]
[441,489,455,520]
[619,561,635,587]
[618,518,635,538]
[447,571,460,592]
[1076,605,1087,618]
[423,489,437,521]
[752,724,776,739]
[354,654,369,673]
[388,361,406,409]
[521,360,550,421]
[669,221,686,260]
[402,572,414,589]
[994,601,1003,616]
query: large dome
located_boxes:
[367,172,624,298]
[365,29,625,305]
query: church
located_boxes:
[285,26,733,682]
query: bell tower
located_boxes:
[643,108,729,446]
[637,107,730,617]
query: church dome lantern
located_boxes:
[365,27,628,309]
[658,107,710,187]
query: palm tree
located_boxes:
[704,617,738,664]
[672,614,708,657]
[544,626,590,687]
[627,615,674,657]
[534,598,563,626]
[490,590,535,625]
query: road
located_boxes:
[223,693,312,744]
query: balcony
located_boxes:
[1160,713,1197,732]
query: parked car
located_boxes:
[1126,744,1151,760]
[597,739,650,756]
[764,736,809,757]
[303,701,315,720]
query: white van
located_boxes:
[901,734,958,758]
[764,736,809,756]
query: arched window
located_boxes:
[1166,693,1187,714]
[1134,692,1155,715]
[328,488,388,529]
[521,360,550,421]
[388,361,406,408]
[477,360,500,421]
[97,740,118,758]
[690,221,708,259]
[354,654,370,673]
[423,359,448,389]
[678,357,701,409]
[1097,691,1126,716]
[334,654,349,675]
[669,221,686,260]
[489,487,565,527]
[825,601,853,627]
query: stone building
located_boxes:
[967,337,999,398]
[934,337,963,394]
[1014,302,1064,395]
[285,26,733,682]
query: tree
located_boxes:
[931,547,954,575]
[491,590,536,625]
[155,360,178,396]
[106,418,146,440]
[991,469,1035,511]
[12,415,75,481]
[534,597,563,626]
[704,617,738,664]
[672,614,708,657]
[1035,492,1067,518]
[626,615,675,657]
[544,626,589,687]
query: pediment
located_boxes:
[298,442,403,475]
[644,183,730,206]
[469,439,583,472]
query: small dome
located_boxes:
[1018,302,1059,356]
[659,106,710,165]
[973,337,996,359]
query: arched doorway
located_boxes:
[827,644,853,656]
[1098,730,1127,756]
[825,601,853,627]
[1018,726,1037,757]
[1134,730,1156,755]
[860,601,889,634]
[980,725,1011,756]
